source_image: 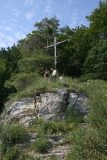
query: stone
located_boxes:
[67,92,88,115]
[0,88,89,160]
[4,97,36,126]
[35,89,69,121]
[1,89,88,125]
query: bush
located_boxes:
[67,126,107,160]
[83,40,107,80]
[31,135,51,153]
[3,146,19,160]
[65,108,84,124]
[0,123,28,157]
[9,72,38,90]
[33,118,73,135]
[66,84,107,160]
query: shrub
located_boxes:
[65,108,85,124]
[67,125,107,160]
[50,155,58,160]
[31,135,51,153]
[3,146,19,160]
[66,83,107,160]
[33,118,73,135]
[83,40,107,80]
[0,123,28,157]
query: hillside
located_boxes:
[0,77,107,160]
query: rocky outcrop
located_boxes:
[1,88,88,126]
[0,88,89,160]
[4,97,36,126]
[35,88,69,121]
[68,92,88,115]
[35,89,88,122]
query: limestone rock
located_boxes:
[5,97,36,126]
[68,92,88,115]
[0,89,89,160]
[1,89,88,125]
[36,88,68,121]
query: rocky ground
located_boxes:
[0,88,88,159]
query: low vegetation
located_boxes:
[0,76,107,159]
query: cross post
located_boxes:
[45,35,66,69]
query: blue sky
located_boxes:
[0,0,101,49]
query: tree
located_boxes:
[86,0,107,46]
[0,45,20,111]
[17,16,60,56]
[18,31,46,53]
[83,40,107,79]
[34,16,60,37]
[0,45,21,82]
[57,25,91,76]
[34,16,60,53]
[18,50,54,75]
[0,59,6,86]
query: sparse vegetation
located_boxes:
[1,76,107,159]
[0,123,28,159]
[30,135,51,153]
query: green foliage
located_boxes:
[65,108,85,125]
[0,58,7,86]
[50,155,58,160]
[34,16,60,38]
[6,75,88,100]
[0,123,28,157]
[57,25,90,76]
[83,40,107,80]
[86,1,107,46]
[9,72,38,91]
[18,16,60,55]
[31,118,73,135]
[18,50,54,74]
[30,134,51,153]
[0,45,21,111]
[3,146,20,160]
[18,31,46,52]
[0,45,21,79]
[6,73,49,99]
[66,79,107,160]
[67,125,107,160]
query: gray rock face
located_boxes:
[1,89,88,126]
[36,88,68,121]
[68,92,88,115]
[5,97,36,126]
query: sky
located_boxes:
[0,0,101,49]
